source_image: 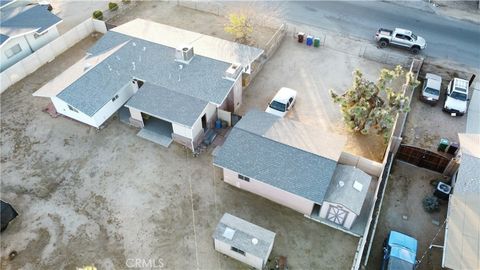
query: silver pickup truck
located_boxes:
[375,28,426,54]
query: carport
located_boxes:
[137,116,174,147]
[124,82,210,148]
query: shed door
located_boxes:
[326,205,348,226]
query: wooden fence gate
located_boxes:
[396,145,451,173]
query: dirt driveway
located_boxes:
[238,30,393,162]
[0,16,358,270]
[366,161,448,270]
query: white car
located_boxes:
[443,78,469,116]
[265,87,297,117]
[420,73,441,105]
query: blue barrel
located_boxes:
[306,35,313,46]
[215,119,222,129]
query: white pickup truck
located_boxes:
[375,28,426,54]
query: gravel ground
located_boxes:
[366,161,448,270]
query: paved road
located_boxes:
[262,1,480,68]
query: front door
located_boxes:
[326,205,348,226]
[201,114,207,131]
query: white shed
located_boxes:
[213,213,275,270]
[319,165,372,230]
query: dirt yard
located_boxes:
[366,161,448,270]
[0,14,359,270]
[402,63,476,152]
[238,28,395,162]
[107,1,276,49]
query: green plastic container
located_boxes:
[313,38,320,48]
[438,138,449,152]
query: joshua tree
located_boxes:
[224,13,254,45]
[330,65,419,142]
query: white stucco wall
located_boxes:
[52,82,135,128]
[191,102,217,140]
[91,82,136,127]
[51,96,98,127]
[214,239,264,269]
[172,123,192,138]
[0,35,32,71]
[24,26,60,51]
[232,75,242,112]
[319,201,357,230]
[129,107,143,122]
[222,168,315,216]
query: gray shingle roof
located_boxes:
[0,4,61,45]
[125,82,208,127]
[57,31,235,117]
[213,111,340,203]
[324,165,372,215]
[213,213,275,258]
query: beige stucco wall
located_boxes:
[214,239,264,269]
[222,168,315,216]
[319,201,357,230]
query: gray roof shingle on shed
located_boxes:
[213,213,275,259]
[0,4,61,45]
[324,164,372,215]
[125,82,208,127]
[57,31,235,117]
[214,110,342,204]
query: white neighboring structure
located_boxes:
[213,213,275,270]
[442,133,480,270]
[319,165,372,230]
[0,3,62,71]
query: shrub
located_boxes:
[92,10,103,20]
[121,0,131,3]
[422,195,439,213]
[109,2,119,11]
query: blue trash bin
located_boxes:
[306,35,313,46]
[215,119,222,129]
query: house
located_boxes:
[33,19,263,150]
[213,213,275,270]
[0,3,62,71]
[213,110,375,235]
[442,133,480,270]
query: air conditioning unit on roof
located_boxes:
[175,45,194,64]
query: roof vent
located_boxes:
[252,238,258,245]
[175,45,194,64]
[338,181,345,188]
[223,227,235,240]
[353,181,363,192]
[225,63,242,81]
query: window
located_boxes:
[5,44,22,59]
[68,105,78,113]
[230,246,245,256]
[34,31,48,39]
[238,174,250,182]
[111,94,119,102]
